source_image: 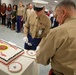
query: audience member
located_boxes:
[16,1,25,33]
[1,3,6,25]
[6,4,12,28]
[11,4,17,30]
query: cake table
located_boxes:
[0,40,39,75]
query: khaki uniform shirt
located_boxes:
[36,17,76,75]
[24,11,51,46]
[26,8,34,20]
[17,6,25,19]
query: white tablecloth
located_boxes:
[0,40,39,75]
[0,56,39,75]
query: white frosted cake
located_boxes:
[0,39,24,64]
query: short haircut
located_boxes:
[55,0,76,9]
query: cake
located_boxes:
[0,39,24,65]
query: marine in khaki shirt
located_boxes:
[36,0,76,75]
[16,1,25,33]
[24,11,51,38]
[23,1,51,50]
[26,3,34,20]
[17,4,25,20]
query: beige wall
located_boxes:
[1,0,13,6]
[13,0,32,7]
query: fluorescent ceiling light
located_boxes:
[54,0,58,3]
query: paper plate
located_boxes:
[26,50,36,56]
[8,62,22,73]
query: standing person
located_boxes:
[6,4,12,28]
[1,3,6,26]
[35,0,76,75]
[23,0,51,50]
[50,16,59,28]
[45,9,50,17]
[26,3,34,20]
[16,1,25,33]
[11,4,17,30]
